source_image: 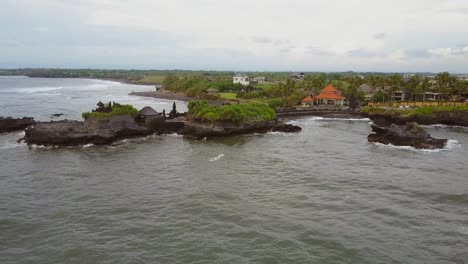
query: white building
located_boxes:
[456,75,468,81]
[233,74,250,86]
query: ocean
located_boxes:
[1,76,467,264]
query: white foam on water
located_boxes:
[0,86,64,94]
[77,83,109,91]
[459,227,468,235]
[267,131,298,137]
[164,133,183,138]
[373,139,459,153]
[209,154,224,162]
[319,117,371,121]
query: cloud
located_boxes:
[373,33,386,39]
[347,48,383,58]
[439,8,468,14]
[428,46,468,56]
[279,45,296,53]
[252,36,273,44]
[306,47,334,56]
[404,49,432,58]
[2,0,468,72]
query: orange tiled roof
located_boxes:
[321,84,339,93]
[302,96,314,102]
[315,84,344,100]
[315,93,344,100]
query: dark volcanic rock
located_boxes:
[368,122,447,149]
[368,111,468,127]
[272,124,302,133]
[182,120,301,140]
[22,115,151,146]
[0,117,36,133]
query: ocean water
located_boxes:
[1,76,468,264]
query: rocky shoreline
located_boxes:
[0,117,36,133]
[368,111,468,127]
[16,113,302,146]
[368,121,448,149]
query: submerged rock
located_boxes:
[368,122,447,149]
[0,117,36,133]
[182,120,302,140]
[21,115,151,146]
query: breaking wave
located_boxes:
[209,154,224,161]
[373,139,459,153]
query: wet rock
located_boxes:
[51,113,65,118]
[182,120,301,140]
[368,111,468,127]
[0,117,36,133]
[22,115,151,146]
[368,122,447,149]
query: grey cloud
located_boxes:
[252,37,273,44]
[306,47,334,56]
[280,45,296,53]
[347,49,383,58]
[373,33,386,39]
[439,8,468,14]
[404,49,432,58]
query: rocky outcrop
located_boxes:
[0,117,36,133]
[368,122,447,149]
[368,111,468,127]
[182,120,302,140]
[21,115,151,146]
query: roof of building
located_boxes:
[302,96,314,103]
[315,93,345,100]
[139,106,160,116]
[315,85,345,100]
[359,84,373,94]
[320,84,339,93]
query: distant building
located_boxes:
[315,85,344,105]
[251,76,267,84]
[391,90,405,101]
[233,74,250,86]
[359,84,374,101]
[289,72,305,80]
[137,106,162,125]
[424,92,441,101]
[403,73,416,80]
[456,74,468,81]
[301,96,314,107]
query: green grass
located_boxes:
[363,105,468,116]
[82,102,139,119]
[139,75,166,84]
[218,92,238,100]
[188,100,276,123]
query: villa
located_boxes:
[233,74,250,86]
[391,90,405,101]
[315,85,345,105]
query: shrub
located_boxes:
[82,102,139,119]
[188,100,276,123]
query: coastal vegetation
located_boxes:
[187,101,276,123]
[363,105,468,116]
[82,102,139,119]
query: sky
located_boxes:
[1,0,468,72]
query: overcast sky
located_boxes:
[1,0,468,72]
